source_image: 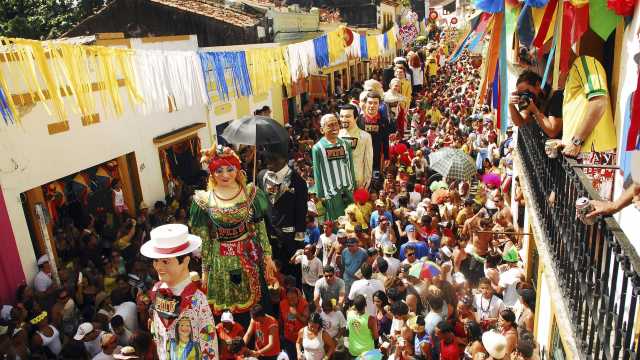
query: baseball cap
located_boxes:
[367,247,378,256]
[114,346,139,360]
[336,229,348,238]
[345,237,358,245]
[382,243,397,255]
[405,224,416,233]
[502,247,519,263]
[221,311,235,324]
[37,255,49,266]
[74,322,94,340]
[428,234,441,244]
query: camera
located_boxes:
[517,92,534,111]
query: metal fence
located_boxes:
[517,124,640,360]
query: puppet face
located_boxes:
[364,97,380,117]
[321,115,341,140]
[339,108,357,130]
[152,257,190,287]
[213,165,239,187]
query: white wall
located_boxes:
[0,36,211,281]
[612,6,640,249]
[536,274,552,354]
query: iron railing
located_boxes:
[517,124,640,360]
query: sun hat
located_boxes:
[382,243,397,255]
[74,322,94,341]
[482,330,508,359]
[37,255,49,266]
[140,224,202,259]
[114,346,139,359]
[502,247,519,263]
[221,311,235,324]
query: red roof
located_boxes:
[150,0,261,27]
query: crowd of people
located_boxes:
[0,25,540,360]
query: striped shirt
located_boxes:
[562,56,616,152]
[312,137,356,198]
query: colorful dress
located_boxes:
[190,184,272,314]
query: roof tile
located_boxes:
[150,0,261,27]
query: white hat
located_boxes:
[384,91,405,104]
[74,322,94,340]
[114,346,139,359]
[0,305,12,321]
[482,330,508,359]
[140,224,202,259]
[221,311,235,323]
[37,255,49,266]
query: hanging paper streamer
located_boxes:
[360,33,369,59]
[626,72,640,150]
[345,32,362,58]
[532,0,558,51]
[560,2,589,72]
[366,35,380,59]
[388,28,397,52]
[245,47,291,96]
[475,0,505,13]
[0,85,14,124]
[590,0,620,40]
[525,0,550,6]
[607,0,636,17]
[199,51,252,102]
[499,14,508,134]
[383,33,389,50]
[327,30,346,64]
[541,32,557,86]
[517,6,535,47]
[313,35,330,68]
[286,40,318,81]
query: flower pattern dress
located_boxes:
[189,184,272,314]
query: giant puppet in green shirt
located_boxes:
[312,113,356,221]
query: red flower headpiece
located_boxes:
[203,146,242,173]
[353,188,369,204]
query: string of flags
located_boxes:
[0,25,400,125]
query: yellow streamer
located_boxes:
[327,29,346,64]
[367,35,380,59]
[245,47,291,96]
[0,37,142,124]
[0,68,19,123]
[387,30,397,53]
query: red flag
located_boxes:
[532,0,559,52]
[560,2,589,73]
[626,72,640,150]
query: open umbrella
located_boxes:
[408,261,424,278]
[429,147,477,182]
[221,115,289,179]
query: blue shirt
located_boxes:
[425,247,440,262]
[341,248,368,282]
[369,210,394,229]
[399,241,429,261]
[305,226,321,245]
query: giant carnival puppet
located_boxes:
[358,84,393,172]
[189,146,278,318]
[338,103,373,190]
[257,143,308,278]
[140,224,219,360]
[312,114,356,221]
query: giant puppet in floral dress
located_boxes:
[189,146,278,315]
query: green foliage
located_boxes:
[0,0,105,39]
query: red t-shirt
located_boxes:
[254,315,280,357]
[216,322,245,360]
[440,339,462,360]
[280,298,308,342]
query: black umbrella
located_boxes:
[220,115,289,180]
[221,115,288,146]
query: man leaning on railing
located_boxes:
[588,182,640,218]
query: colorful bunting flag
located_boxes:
[590,0,620,40]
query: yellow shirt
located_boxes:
[427,108,442,125]
[345,204,369,230]
[400,79,412,108]
[562,56,617,152]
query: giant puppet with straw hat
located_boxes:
[140,223,219,360]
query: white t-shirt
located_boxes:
[295,255,323,286]
[384,255,401,278]
[319,233,337,266]
[348,278,385,316]
[34,271,52,292]
[320,310,346,338]
[114,302,139,332]
[499,267,525,308]
[474,294,504,322]
[92,346,121,360]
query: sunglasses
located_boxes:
[407,253,416,257]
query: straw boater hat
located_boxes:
[140,224,202,259]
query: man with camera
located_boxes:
[508,70,563,139]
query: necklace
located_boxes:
[480,296,492,314]
[213,186,243,201]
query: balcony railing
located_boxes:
[516,124,640,360]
